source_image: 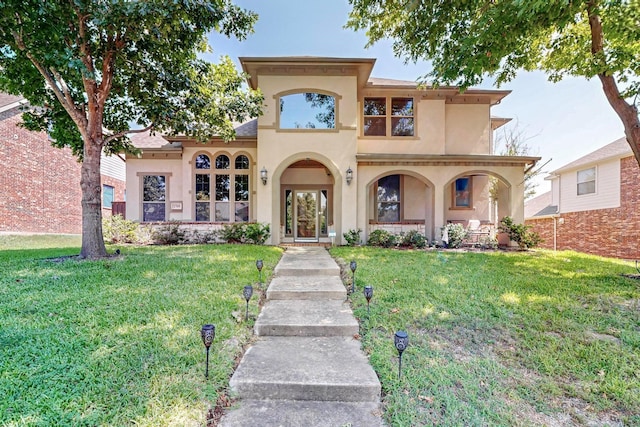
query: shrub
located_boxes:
[343,228,362,246]
[367,229,397,248]
[151,221,185,245]
[103,215,139,244]
[219,222,271,245]
[399,230,427,249]
[499,216,542,249]
[244,223,270,245]
[442,223,467,248]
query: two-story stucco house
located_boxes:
[526,137,640,259]
[125,57,538,245]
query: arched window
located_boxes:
[279,92,335,129]
[194,153,250,222]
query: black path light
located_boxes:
[364,285,373,314]
[243,285,254,321]
[200,324,215,379]
[256,259,264,284]
[350,260,357,293]
[394,330,409,380]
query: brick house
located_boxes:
[0,93,126,234]
[525,137,640,259]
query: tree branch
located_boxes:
[103,123,155,145]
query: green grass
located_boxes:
[330,247,640,426]
[0,236,282,426]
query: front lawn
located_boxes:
[0,238,282,426]
[330,247,640,426]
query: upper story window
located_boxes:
[577,167,596,195]
[279,92,335,129]
[364,97,414,137]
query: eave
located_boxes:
[356,153,540,167]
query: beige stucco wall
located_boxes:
[255,74,359,244]
[445,104,491,155]
[126,145,258,223]
[357,97,447,155]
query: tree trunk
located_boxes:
[79,135,108,259]
[598,74,640,166]
[588,3,640,167]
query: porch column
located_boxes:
[433,185,446,242]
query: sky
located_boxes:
[205,0,626,195]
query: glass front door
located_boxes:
[294,190,318,241]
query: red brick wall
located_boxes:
[101,174,126,218]
[1,107,125,234]
[526,155,640,259]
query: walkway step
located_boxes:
[229,336,380,402]
[266,275,346,300]
[219,399,383,427]
[273,247,340,276]
[255,300,358,337]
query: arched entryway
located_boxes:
[280,158,336,243]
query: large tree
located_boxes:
[347,0,640,165]
[0,0,263,259]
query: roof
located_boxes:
[129,130,173,149]
[0,93,25,113]
[129,120,258,149]
[524,191,558,218]
[367,77,420,87]
[551,137,631,174]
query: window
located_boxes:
[103,185,114,209]
[364,97,414,137]
[143,175,166,221]
[453,177,472,208]
[377,175,401,222]
[577,167,596,195]
[194,153,250,222]
[279,92,335,129]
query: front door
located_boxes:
[294,190,318,242]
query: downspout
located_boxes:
[553,215,557,251]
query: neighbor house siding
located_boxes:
[101,152,126,181]
[527,156,640,259]
[559,159,620,213]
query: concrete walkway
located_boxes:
[220,247,383,426]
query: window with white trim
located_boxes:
[103,184,114,209]
[577,167,596,195]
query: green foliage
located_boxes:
[0,241,283,425]
[346,1,639,91]
[244,223,271,245]
[499,216,543,249]
[442,223,468,248]
[102,215,140,244]
[398,230,427,249]
[346,0,640,168]
[151,221,186,245]
[343,228,362,246]
[0,0,263,258]
[367,229,397,248]
[219,222,270,245]
[331,246,640,425]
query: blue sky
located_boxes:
[206,0,625,194]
